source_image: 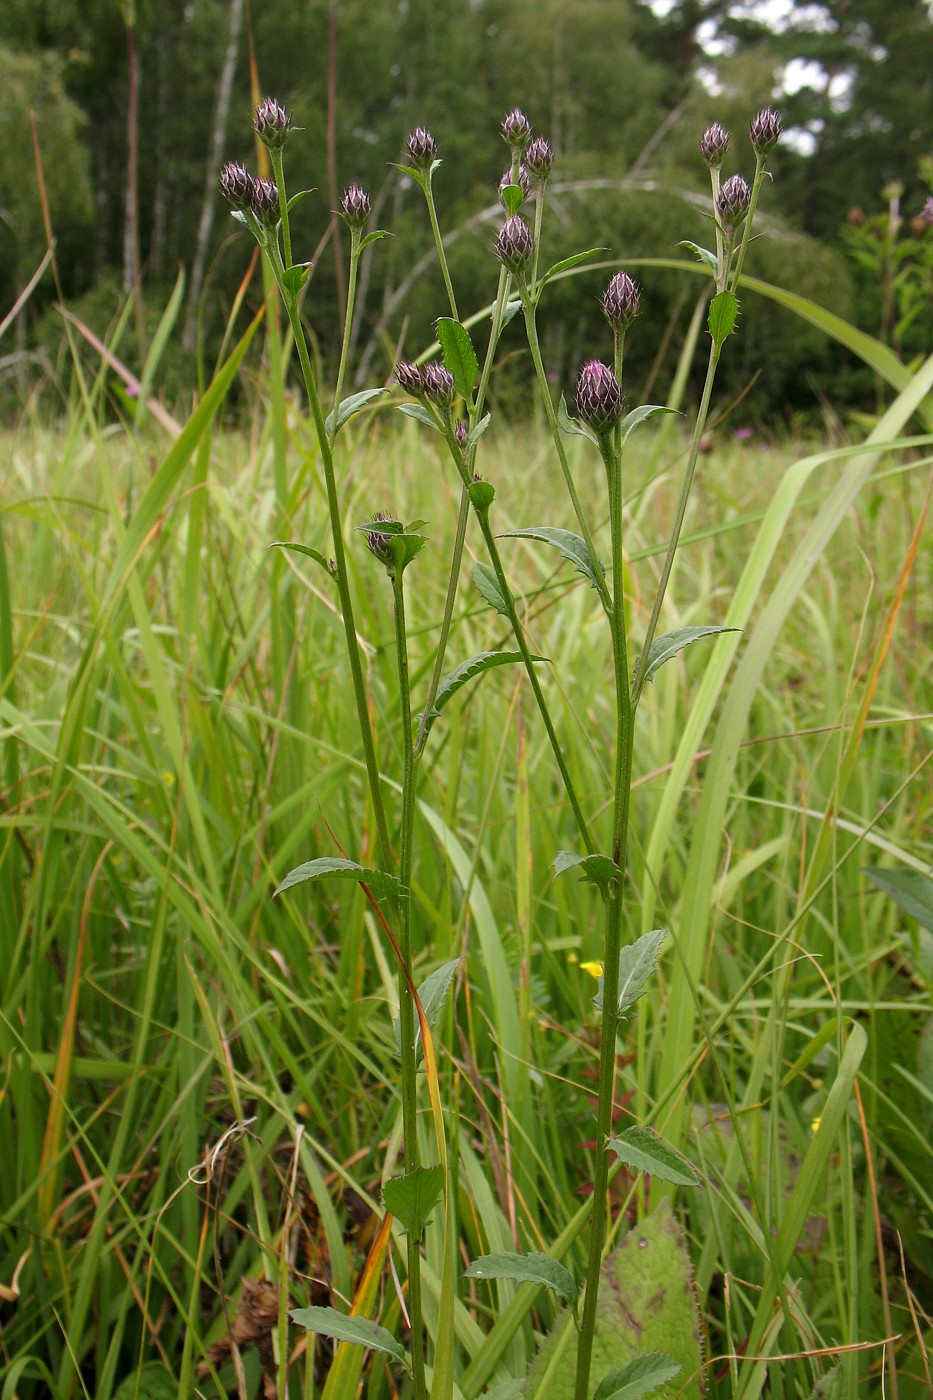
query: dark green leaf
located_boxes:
[357,229,389,253]
[289,1307,406,1366]
[540,247,607,285]
[273,856,401,902]
[608,1126,700,1187]
[592,1353,683,1400]
[501,525,604,591]
[397,402,439,431]
[325,387,387,437]
[269,541,334,578]
[679,240,718,274]
[500,184,525,217]
[709,290,739,350]
[472,562,510,617]
[436,317,479,399]
[551,850,618,892]
[594,928,665,1015]
[383,1165,444,1239]
[557,392,598,444]
[463,1251,579,1316]
[639,625,738,687]
[467,412,492,447]
[864,867,933,933]
[618,404,677,447]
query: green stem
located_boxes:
[392,567,428,1400]
[423,175,459,321]
[330,228,362,439]
[414,487,471,759]
[269,149,292,270]
[729,156,768,295]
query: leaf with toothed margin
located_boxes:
[472,561,510,617]
[269,541,334,579]
[500,525,604,592]
[557,392,599,445]
[436,316,479,398]
[638,625,739,688]
[592,1353,683,1400]
[709,289,739,350]
[463,1251,579,1320]
[273,856,401,902]
[617,404,677,447]
[551,850,618,893]
[679,240,717,274]
[607,1126,701,1188]
[289,1307,407,1368]
[383,1165,444,1239]
[325,387,387,437]
[422,652,537,739]
[593,928,665,1016]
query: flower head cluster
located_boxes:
[576,360,624,433]
[749,107,782,158]
[253,97,293,151]
[220,162,281,227]
[406,126,438,171]
[395,361,455,408]
[339,183,371,229]
[501,108,532,151]
[601,271,641,331]
[699,122,730,169]
[495,215,535,273]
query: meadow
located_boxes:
[1,365,932,1398]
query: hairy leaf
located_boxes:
[607,1127,700,1187]
[383,1165,444,1239]
[273,856,401,902]
[501,525,604,591]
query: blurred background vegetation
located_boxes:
[1,0,932,426]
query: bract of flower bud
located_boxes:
[339,183,371,228]
[455,420,469,445]
[700,122,730,169]
[396,362,424,395]
[406,126,438,171]
[601,271,641,330]
[749,107,782,158]
[716,173,752,228]
[524,136,553,183]
[249,176,280,225]
[494,215,535,273]
[365,512,395,566]
[254,97,293,151]
[219,161,252,209]
[576,360,624,434]
[499,166,531,206]
[422,362,456,408]
[500,108,532,151]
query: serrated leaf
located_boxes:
[552,850,618,892]
[709,289,739,350]
[679,239,718,274]
[608,1126,700,1188]
[358,228,389,253]
[394,958,462,1064]
[594,928,665,1016]
[269,540,334,578]
[501,525,604,591]
[557,392,598,444]
[540,247,607,285]
[325,387,387,437]
[436,316,479,399]
[864,867,933,933]
[383,1165,444,1238]
[273,856,401,902]
[397,402,439,431]
[430,652,530,721]
[639,625,738,687]
[464,1251,579,1316]
[289,1307,407,1367]
[472,561,510,617]
[467,412,492,447]
[282,265,311,294]
[592,1353,683,1400]
[618,404,677,448]
[500,184,525,217]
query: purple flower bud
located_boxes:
[254,97,293,151]
[249,176,280,225]
[576,360,624,433]
[601,272,641,331]
[494,215,535,274]
[422,361,456,408]
[455,420,469,445]
[500,108,532,151]
[396,362,424,395]
[406,126,438,171]
[365,512,395,565]
[920,196,933,227]
[339,183,371,229]
[700,123,730,169]
[749,107,782,158]
[524,136,553,183]
[716,173,751,228]
[499,166,531,207]
[219,161,252,209]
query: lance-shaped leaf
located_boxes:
[557,392,598,444]
[617,404,677,448]
[592,1353,683,1400]
[269,541,334,579]
[594,928,665,1015]
[472,561,510,617]
[397,402,440,431]
[540,247,607,287]
[607,1126,700,1188]
[436,316,479,399]
[285,188,315,213]
[679,239,718,274]
[637,625,739,688]
[864,866,933,934]
[425,652,533,732]
[289,1307,407,1368]
[463,1251,579,1319]
[467,412,492,448]
[383,1165,444,1239]
[501,525,604,592]
[709,289,739,350]
[552,850,618,893]
[394,958,462,1065]
[325,387,387,437]
[357,228,389,254]
[273,856,401,902]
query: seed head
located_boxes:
[422,361,456,408]
[406,126,438,171]
[716,173,751,228]
[499,166,531,206]
[495,215,535,274]
[365,512,395,566]
[339,183,371,229]
[500,108,532,151]
[395,362,424,396]
[253,97,293,151]
[601,272,641,331]
[249,176,280,226]
[524,136,554,183]
[699,122,730,169]
[576,360,624,433]
[749,107,782,158]
[219,161,252,209]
